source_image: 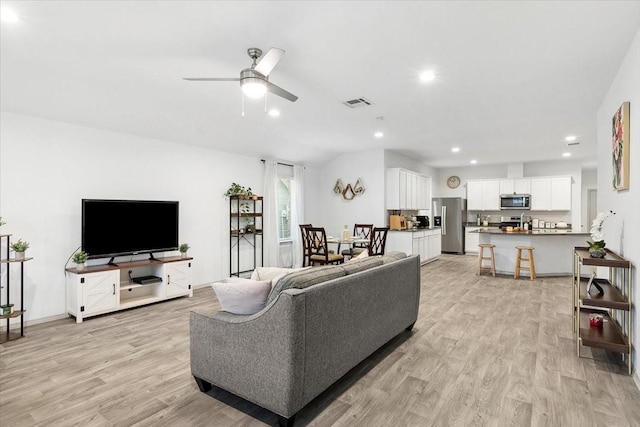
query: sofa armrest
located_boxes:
[190,289,306,418]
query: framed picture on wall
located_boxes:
[612,101,630,190]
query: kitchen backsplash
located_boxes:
[466,211,573,226]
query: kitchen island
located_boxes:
[473,228,590,276]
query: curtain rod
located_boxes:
[260,159,295,167]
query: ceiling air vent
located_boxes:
[343,97,374,108]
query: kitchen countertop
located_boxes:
[389,227,441,233]
[471,228,589,235]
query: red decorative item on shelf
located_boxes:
[589,313,604,328]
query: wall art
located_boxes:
[612,102,630,190]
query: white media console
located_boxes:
[65,256,192,323]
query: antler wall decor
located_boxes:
[333,178,365,200]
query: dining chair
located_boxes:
[341,224,373,259]
[368,227,389,256]
[299,224,313,267]
[307,227,345,266]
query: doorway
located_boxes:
[586,188,597,232]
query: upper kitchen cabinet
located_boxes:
[467,180,500,211]
[499,179,531,195]
[386,168,431,210]
[530,176,571,211]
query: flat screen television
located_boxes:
[82,199,179,260]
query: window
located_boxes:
[277,164,294,241]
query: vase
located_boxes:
[76,262,86,270]
[589,249,606,258]
[15,251,25,261]
[181,252,188,258]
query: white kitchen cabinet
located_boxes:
[550,176,572,211]
[465,227,481,254]
[530,176,571,211]
[500,179,531,195]
[386,168,431,210]
[467,180,500,211]
[386,229,440,264]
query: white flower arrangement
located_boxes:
[588,210,615,250]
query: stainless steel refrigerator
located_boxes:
[432,197,466,254]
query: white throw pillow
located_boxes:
[211,279,272,315]
[349,250,369,262]
[250,266,311,288]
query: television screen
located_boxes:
[82,199,179,259]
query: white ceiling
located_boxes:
[1,1,639,168]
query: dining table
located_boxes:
[326,236,369,255]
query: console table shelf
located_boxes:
[572,247,632,374]
[1,234,32,344]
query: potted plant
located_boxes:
[0,217,5,227]
[587,210,615,258]
[72,250,89,270]
[179,243,190,258]
[224,183,253,199]
[10,239,29,260]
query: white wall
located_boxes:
[0,112,265,323]
[596,28,640,381]
[307,149,386,236]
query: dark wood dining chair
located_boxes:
[341,224,373,259]
[307,227,345,266]
[368,227,389,256]
[299,224,313,267]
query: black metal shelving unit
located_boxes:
[1,234,32,343]
[229,196,263,277]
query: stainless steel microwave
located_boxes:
[500,194,531,210]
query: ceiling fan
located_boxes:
[184,47,298,102]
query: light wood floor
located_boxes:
[1,255,639,426]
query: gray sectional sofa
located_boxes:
[190,252,421,426]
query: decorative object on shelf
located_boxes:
[612,101,630,191]
[589,313,604,328]
[9,239,29,260]
[72,250,89,270]
[333,179,344,194]
[587,210,615,257]
[179,243,190,258]
[0,217,5,227]
[334,178,365,200]
[585,272,604,295]
[447,175,461,189]
[224,183,253,199]
[1,304,14,316]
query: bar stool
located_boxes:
[478,244,496,277]
[514,246,536,280]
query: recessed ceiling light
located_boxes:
[470,159,477,164]
[562,152,571,157]
[268,108,280,117]
[451,147,460,153]
[419,70,436,83]
[565,135,577,142]
[1,7,20,23]
[374,131,384,138]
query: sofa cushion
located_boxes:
[268,265,347,303]
[381,251,407,264]
[211,278,272,315]
[341,256,384,275]
[250,266,310,289]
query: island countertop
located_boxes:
[471,228,590,236]
[476,230,590,276]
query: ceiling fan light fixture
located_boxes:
[242,79,267,99]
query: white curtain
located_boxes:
[263,160,280,267]
[291,165,305,267]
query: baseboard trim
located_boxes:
[0,312,69,332]
[634,370,640,391]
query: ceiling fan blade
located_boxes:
[254,48,285,76]
[183,77,240,81]
[267,81,298,102]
